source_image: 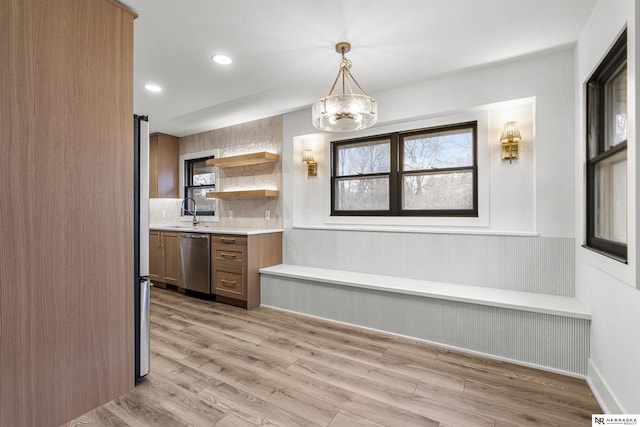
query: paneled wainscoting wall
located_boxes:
[284,229,575,296]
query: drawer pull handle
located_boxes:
[221,238,235,243]
[221,253,237,259]
[221,279,237,286]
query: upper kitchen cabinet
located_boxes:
[150,132,179,198]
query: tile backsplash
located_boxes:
[149,198,182,225]
[179,115,283,229]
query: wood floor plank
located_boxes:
[67,288,601,426]
[463,378,596,423]
[149,326,206,361]
[214,412,259,427]
[153,296,292,345]
[179,349,340,425]
[149,309,194,330]
[135,373,227,426]
[287,344,420,393]
[379,346,467,391]
[215,302,442,359]
[416,380,573,427]
[199,382,323,427]
[327,409,387,427]
[435,351,600,413]
[63,406,128,427]
[288,357,495,426]
[153,350,320,427]
[150,351,224,394]
[180,323,299,369]
[104,389,195,427]
[438,348,597,399]
[217,304,392,357]
[340,396,441,427]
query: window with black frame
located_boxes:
[183,156,216,216]
[586,29,627,262]
[331,121,477,216]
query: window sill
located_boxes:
[291,224,538,237]
[580,245,627,264]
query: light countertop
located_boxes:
[150,225,283,236]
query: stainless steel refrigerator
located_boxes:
[134,114,151,381]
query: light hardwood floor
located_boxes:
[66,288,600,427]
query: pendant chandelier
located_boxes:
[312,42,377,132]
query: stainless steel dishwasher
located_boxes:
[179,233,211,294]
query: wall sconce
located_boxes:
[302,149,317,178]
[500,121,521,164]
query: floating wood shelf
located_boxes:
[206,190,280,199]
[206,152,279,168]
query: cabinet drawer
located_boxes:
[214,266,245,300]
[212,235,247,246]
[213,244,246,265]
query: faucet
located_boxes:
[182,197,199,226]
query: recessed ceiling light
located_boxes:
[144,84,162,92]
[212,54,232,65]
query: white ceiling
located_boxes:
[123,0,597,137]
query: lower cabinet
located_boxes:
[212,232,282,310]
[149,230,180,287]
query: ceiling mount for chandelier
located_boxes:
[312,42,377,132]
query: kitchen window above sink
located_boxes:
[184,155,217,217]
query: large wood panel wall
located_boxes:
[0,1,136,425]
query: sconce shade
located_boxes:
[312,42,377,132]
[302,149,315,163]
[500,121,522,143]
[500,121,521,163]
[301,149,317,177]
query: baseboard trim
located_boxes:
[587,358,623,413]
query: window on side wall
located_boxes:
[331,121,477,216]
[183,156,216,216]
[586,29,627,262]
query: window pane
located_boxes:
[594,150,626,244]
[605,64,627,149]
[587,81,599,159]
[403,128,473,171]
[186,187,216,214]
[337,140,390,176]
[402,171,473,210]
[190,159,216,186]
[335,177,389,211]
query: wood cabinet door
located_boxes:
[214,265,246,300]
[148,230,162,283]
[149,133,178,198]
[149,134,159,198]
[163,232,181,285]
[0,1,137,424]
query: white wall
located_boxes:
[284,48,575,237]
[281,49,576,296]
[574,0,640,413]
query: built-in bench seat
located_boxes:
[259,264,591,377]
